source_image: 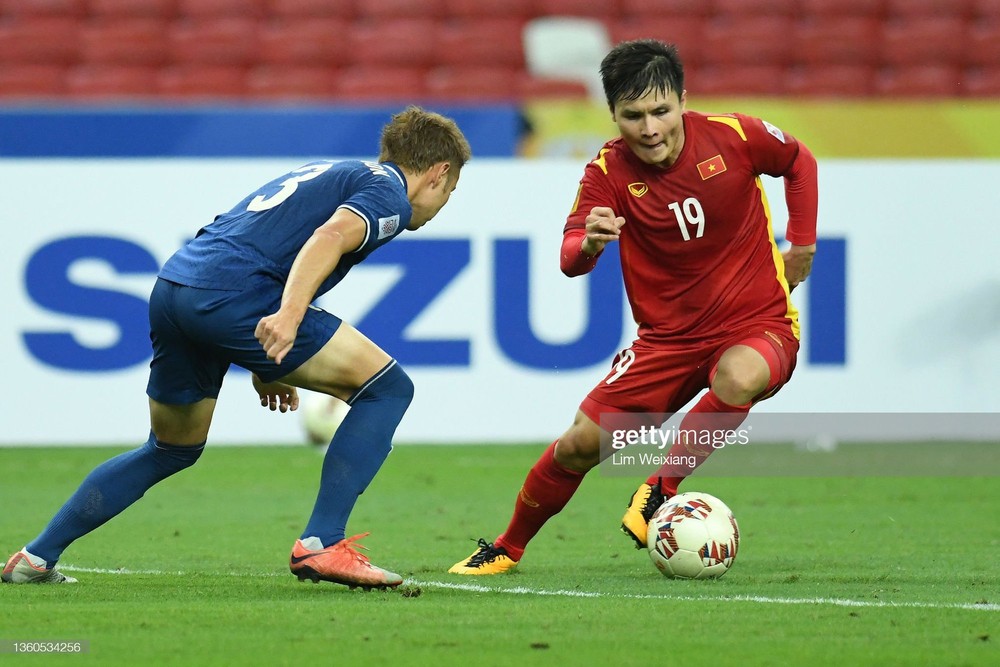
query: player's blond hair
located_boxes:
[379,106,472,176]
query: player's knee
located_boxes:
[392,365,415,405]
[712,366,768,406]
[554,423,600,472]
[145,433,205,473]
[355,361,414,408]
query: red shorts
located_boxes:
[580,322,799,422]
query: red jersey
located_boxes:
[564,111,816,344]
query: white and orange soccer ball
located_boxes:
[646,491,740,579]
[300,392,350,446]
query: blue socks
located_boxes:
[302,361,414,547]
[27,433,204,567]
[26,361,413,563]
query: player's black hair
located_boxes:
[600,39,685,111]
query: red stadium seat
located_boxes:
[0,17,80,65]
[437,19,527,68]
[157,64,247,98]
[517,74,590,99]
[874,65,963,96]
[85,0,177,18]
[352,0,447,20]
[257,18,351,67]
[334,66,428,102]
[0,64,66,98]
[885,0,972,19]
[426,66,519,102]
[701,16,794,66]
[534,0,618,20]
[80,19,169,66]
[444,0,535,20]
[799,0,887,18]
[346,20,439,68]
[793,16,882,66]
[712,0,797,17]
[245,66,339,100]
[266,0,354,19]
[619,0,713,19]
[65,64,159,98]
[963,66,1000,95]
[0,0,85,16]
[175,0,265,18]
[785,64,875,97]
[880,17,966,67]
[611,17,706,66]
[692,64,787,95]
[167,18,258,66]
[973,0,1000,19]
[965,19,1000,66]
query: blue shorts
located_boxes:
[146,277,342,405]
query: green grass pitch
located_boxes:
[1,443,997,666]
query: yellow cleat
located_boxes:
[448,539,518,575]
[621,481,666,549]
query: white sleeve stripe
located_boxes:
[337,204,370,252]
[383,163,405,188]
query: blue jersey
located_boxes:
[159,160,411,296]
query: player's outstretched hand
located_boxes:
[782,243,816,291]
[255,311,299,365]
[251,374,299,413]
[582,206,626,256]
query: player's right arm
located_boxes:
[580,206,626,255]
[560,155,625,276]
[254,208,367,365]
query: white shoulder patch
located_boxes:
[377,214,400,240]
[762,120,786,143]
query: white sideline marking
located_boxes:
[411,579,1000,613]
[61,565,1000,613]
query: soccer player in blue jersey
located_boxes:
[3,107,471,590]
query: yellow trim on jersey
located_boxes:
[756,177,801,340]
[591,147,611,174]
[571,183,583,213]
[707,116,748,142]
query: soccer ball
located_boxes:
[300,392,350,446]
[646,491,740,579]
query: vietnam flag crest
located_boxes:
[697,154,727,180]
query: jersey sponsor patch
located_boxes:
[696,154,727,180]
[762,120,786,143]
[377,214,400,240]
[628,182,649,197]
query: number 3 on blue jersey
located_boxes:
[246,162,332,212]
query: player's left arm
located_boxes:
[251,374,299,413]
[780,142,818,290]
[742,115,819,290]
[255,208,367,365]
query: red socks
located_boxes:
[495,441,585,561]
[493,392,750,561]
[648,391,750,498]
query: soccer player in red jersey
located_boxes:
[451,39,818,574]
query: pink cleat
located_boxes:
[289,533,402,590]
